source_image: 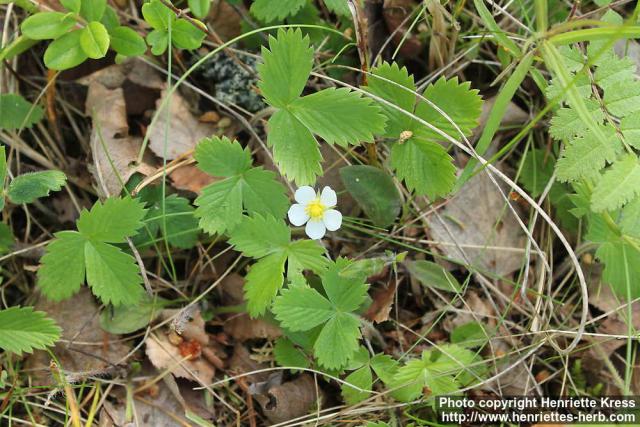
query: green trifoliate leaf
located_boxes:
[7,170,66,204]
[227,214,327,316]
[109,26,146,57]
[250,0,306,22]
[556,124,622,182]
[44,30,88,70]
[21,12,76,40]
[340,165,401,227]
[37,231,87,301]
[0,307,61,355]
[258,29,313,109]
[80,0,107,22]
[0,93,44,130]
[405,260,461,293]
[258,29,385,184]
[272,258,367,369]
[84,240,144,306]
[591,154,640,212]
[288,88,386,147]
[80,22,110,59]
[77,197,147,243]
[188,0,211,19]
[194,137,288,234]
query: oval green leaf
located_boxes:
[21,12,76,40]
[43,30,88,70]
[340,165,402,227]
[60,0,81,13]
[188,0,211,19]
[109,26,146,57]
[80,22,110,59]
[405,260,461,293]
[172,19,205,50]
[80,0,107,22]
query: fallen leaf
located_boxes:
[383,0,424,58]
[365,282,397,323]
[145,333,214,385]
[147,86,217,160]
[207,1,242,40]
[253,374,322,425]
[169,164,215,193]
[427,171,526,277]
[26,288,131,386]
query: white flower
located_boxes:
[288,186,342,240]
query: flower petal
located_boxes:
[323,209,342,231]
[288,203,309,226]
[320,186,337,207]
[295,186,317,204]
[305,219,326,240]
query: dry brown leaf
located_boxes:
[26,288,131,386]
[169,164,215,193]
[365,282,397,323]
[253,374,322,424]
[160,308,210,346]
[145,333,215,385]
[383,0,424,58]
[207,1,242,40]
[427,171,526,276]
[147,86,217,160]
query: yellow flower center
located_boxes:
[305,199,325,220]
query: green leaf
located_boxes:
[595,54,636,93]
[603,80,640,118]
[37,231,87,301]
[314,312,361,369]
[0,307,61,355]
[258,29,313,108]
[188,0,211,18]
[267,109,322,185]
[287,239,328,275]
[549,100,604,141]
[413,77,482,144]
[556,124,622,182]
[80,21,110,59]
[591,154,640,212]
[251,0,306,23]
[109,26,146,57]
[450,322,488,348]
[146,29,168,55]
[244,252,288,317]
[273,337,310,370]
[7,170,66,204]
[288,88,386,146]
[172,19,205,50]
[596,238,640,298]
[273,286,334,331]
[0,146,5,188]
[405,260,461,293]
[390,138,456,199]
[621,197,640,237]
[365,62,417,138]
[194,137,288,234]
[0,222,14,254]
[100,295,166,334]
[195,136,251,177]
[0,93,44,130]
[80,0,107,22]
[44,30,88,70]
[228,214,290,258]
[322,259,368,312]
[342,365,372,405]
[339,257,386,281]
[77,197,147,243]
[324,0,350,15]
[84,240,144,306]
[340,165,401,227]
[621,113,640,150]
[518,148,555,197]
[61,0,81,13]
[101,6,120,31]
[21,12,76,40]
[161,195,199,248]
[142,0,173,30]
